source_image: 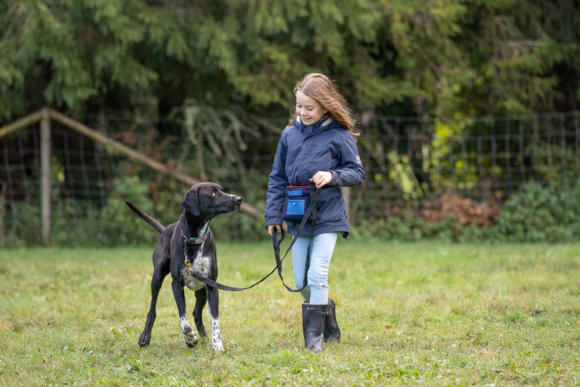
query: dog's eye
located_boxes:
[211,192,216,197]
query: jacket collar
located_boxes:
[295,116,335,136]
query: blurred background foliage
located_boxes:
[1,0,580,245]
[1,0,578,122]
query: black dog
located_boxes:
[126,182,242,351]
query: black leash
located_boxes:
[186,183,320,292]
[188,260,277,292]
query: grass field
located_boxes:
[0,240,578,385]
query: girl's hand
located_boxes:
[268,224,282,236]
[310,171,332,189]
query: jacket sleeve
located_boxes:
[330,132,366,187]
[265,131,289,226]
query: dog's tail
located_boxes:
[126,201,165,234]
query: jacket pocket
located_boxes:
[315,188,344,223]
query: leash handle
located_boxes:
[272,183,319,293]
[272,228,308,293]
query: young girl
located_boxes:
[265,73,366,352]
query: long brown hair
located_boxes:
[288,73,359,136]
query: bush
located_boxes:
[51,176,159,246]
[348,180,580,243]
[493,181,580,242]
[97,176,159,245]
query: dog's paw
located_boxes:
[212,342,225,352]
[210,318,224,352]
[181,318,199,348]
[183,326,198,348]
[184,335,199,348]
[138,332,151,347]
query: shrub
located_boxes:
[348,180,580,243]
[494,181,580,242]
[97,176,159,246]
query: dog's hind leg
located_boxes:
[207,286,224,352]
[193,288,208,337]
[171,280,198,347]
[139,267,168,347]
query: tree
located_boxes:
[1,0,578,122]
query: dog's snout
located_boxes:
[234,196,242,206]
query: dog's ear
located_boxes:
[180,186,200,216]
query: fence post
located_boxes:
[40,108,51,245]
[0,183,5,247]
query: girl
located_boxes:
[265,73,366,352]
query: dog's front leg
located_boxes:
[171,280,198,347]
[207,286,224,352]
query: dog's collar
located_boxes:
[182,226,209,269]
[181,227,209,246]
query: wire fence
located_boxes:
[1,111,579,244]
[353,112,580,221]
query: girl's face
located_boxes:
[296,91,327,126]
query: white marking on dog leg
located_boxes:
[180,316,198,347]
[210,316,224,352]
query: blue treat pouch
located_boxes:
[282,186,311,222]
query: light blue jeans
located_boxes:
[292,232,338,305]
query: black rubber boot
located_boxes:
[302,303,326,353]
[323,298,341,342]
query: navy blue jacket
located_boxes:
[265,117,366,237]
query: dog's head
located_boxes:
[180,182,242,218]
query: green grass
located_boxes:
[0,241,578,385]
